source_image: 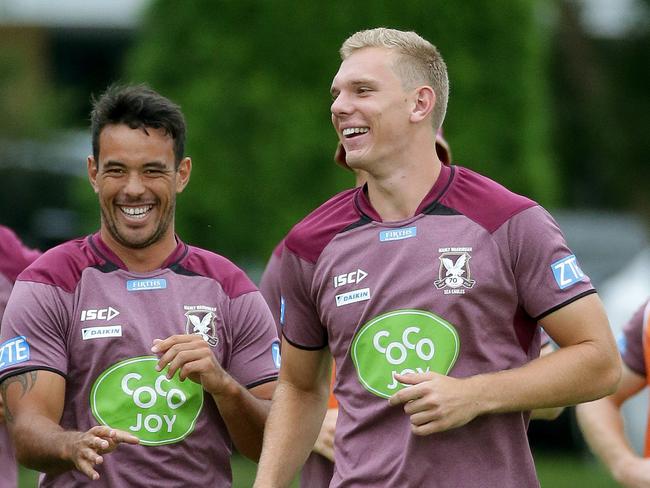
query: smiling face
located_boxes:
[330,47,416,170]
[88,124,190,252]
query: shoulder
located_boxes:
[18,236,101,293]
[285,188,362,264]
[175,245,257,299]
[0,226,41,282]
[441,166,538,233]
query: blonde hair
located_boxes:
[340,28,449,129]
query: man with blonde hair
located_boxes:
[255,28,620,487]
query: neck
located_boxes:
[365,139,442,222]
[100,228,178,273]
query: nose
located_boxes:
[123,171,146,197]
[331,92,351,118]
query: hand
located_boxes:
[313,408,337,461]
[152,335,232,396]
[387,372,482,435]
[615,456,650,488]
[66,426,139,480]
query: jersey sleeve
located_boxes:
[506,205,595,320]
[620,300,650,376]
[279,248,327,349]
[259,250,282,337]
[226,290,279,388]
[0,281,71,382]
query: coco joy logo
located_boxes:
[351,309,460,398]
[91,356,204,446]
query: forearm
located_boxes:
[212,378,272,461]
[468,342,620,415]
[10,412,78,473]
[576,398,637,480]
[255,380,328,487]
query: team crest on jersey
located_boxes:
[184,305,219,347]
[434,247,476,294]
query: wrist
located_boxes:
[209,373,239,399]
[611,454,639,484]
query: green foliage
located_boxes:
[124,0,554,262]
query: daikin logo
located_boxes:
[82,326,123,341]
[335,288,371,307]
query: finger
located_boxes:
[408,409,439,427]
[77,450,103,480]
[178,356,223,383]
[113,429,141,445]
[92,436,110,451]
[78,461,101,481]
[155,338,207,374]
[403,397,430,415]
[388,384,424,406]
[151,334,194,354]
[394,371,436,385]
[88,425,115,438]
[166,349,210,380]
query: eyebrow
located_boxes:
[102,160,169,169]
[330,78,377,95]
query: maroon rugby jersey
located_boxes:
[620,299,650,376]
[0,225,41,488]
[260,239,335,488]
[0,233,279,487]
[281,164,595,488]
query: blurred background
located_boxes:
[0,0,648,486]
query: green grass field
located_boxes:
[18,449,616,487]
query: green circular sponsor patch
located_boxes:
[351,309,460,398]
[90,356,204,446]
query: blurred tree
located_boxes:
[100,0,553,262]
[550,0,649,221]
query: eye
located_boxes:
[357,86,372,95]
[103,167,125,176]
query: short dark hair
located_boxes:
[90,84,186,167]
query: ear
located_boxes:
[176,157,192,193]
[410,86,435,123]
[87,156,99,193]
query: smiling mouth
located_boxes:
[342,127,369,138]
[119,205,153,220]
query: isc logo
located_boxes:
[81,307,120,322]
[333,269,368,288]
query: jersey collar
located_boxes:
[89,232,188,271]
[354,163,454,222]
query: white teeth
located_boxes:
[120,206,152,218]
[342,127,369,136]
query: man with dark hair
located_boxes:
[254,28,620,487]
[0,225,41,488]
[0,84,279,486]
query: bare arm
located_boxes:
[389,294,621,435]
[152,334,276,461]
[313,407,338,462]
[254,339,332,488]
[576,364,650,487]
[1,370,139,480]
[530,343,565,421]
